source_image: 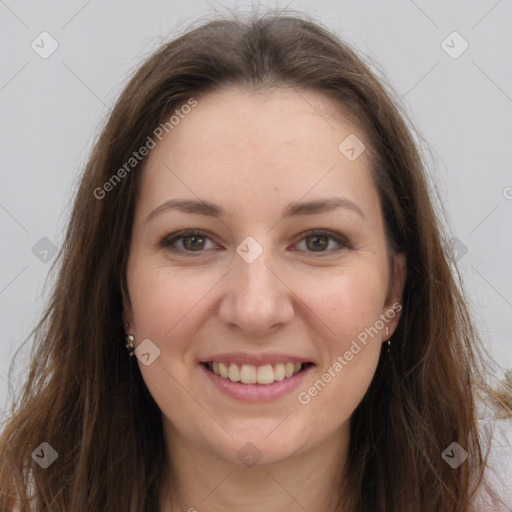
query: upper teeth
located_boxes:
[209,362,304,385]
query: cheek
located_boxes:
[295,272,385,427]
[300,266,388,349]
[127,265,209,411]
[127,263,205,352]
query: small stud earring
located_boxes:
[125,334,135,356]
[123,323,135,356]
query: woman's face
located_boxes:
[124,86,406,467]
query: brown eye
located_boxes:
[181,234,206,251]
[160,228,350,256]
[305,234,329,251]
[160,230,217,254]
[295,230,349,254]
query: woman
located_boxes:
[1,10,511,512]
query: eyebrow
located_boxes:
[146,196,365,223]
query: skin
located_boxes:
[123,85,407,512]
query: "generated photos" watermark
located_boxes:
[93,97,197,200]
[297,302,402,405]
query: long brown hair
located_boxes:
[1,9,510,512]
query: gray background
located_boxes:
[1,0,511,415]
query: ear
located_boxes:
[121,278,133,328]
[381,251,407,339]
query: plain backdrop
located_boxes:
[1,0,511,416]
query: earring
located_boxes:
[124,323,135,356]
[386,327,391,351]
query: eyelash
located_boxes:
[159,229,351,256]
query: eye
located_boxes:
[159,229,350,255]
[160,230,219,254]
[292,229,350,255]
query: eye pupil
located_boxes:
[183,235,204,250]
[306,235,328,251]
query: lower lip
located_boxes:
[199,363,314,402]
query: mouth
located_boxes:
[201,361,314,385]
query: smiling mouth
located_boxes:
[202,361,314,385]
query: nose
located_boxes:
[216,246,295,338]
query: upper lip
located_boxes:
[200,352,315,366]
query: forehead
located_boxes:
[134,86,379,225]
[150,85,362,164]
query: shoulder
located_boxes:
[473,415,512,511]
